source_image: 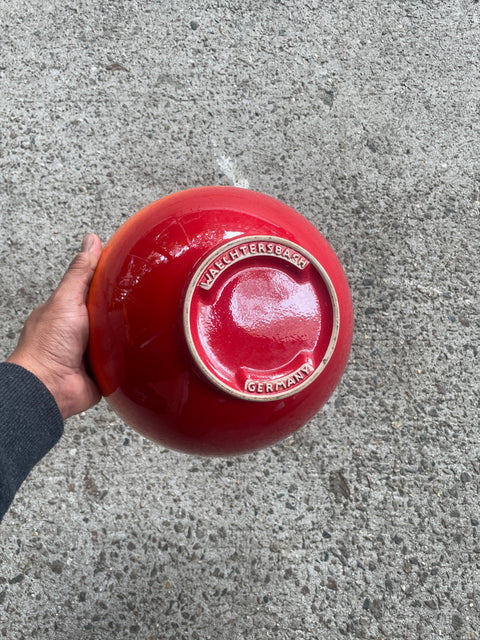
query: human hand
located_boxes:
[7,234,103,419]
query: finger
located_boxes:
[81,233,103,269]
[55,235,103,307]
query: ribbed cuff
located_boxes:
[0,362,64,520]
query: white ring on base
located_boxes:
[183,235,340,402]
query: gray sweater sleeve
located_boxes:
[0,363,64,521]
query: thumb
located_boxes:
[55,234,103,306]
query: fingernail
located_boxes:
[81,235,94,252]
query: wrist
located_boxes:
[6,351,69,419]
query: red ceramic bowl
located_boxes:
[87,187,353,456]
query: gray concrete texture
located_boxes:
[0,0,479,638]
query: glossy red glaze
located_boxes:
[87,187,353,456]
